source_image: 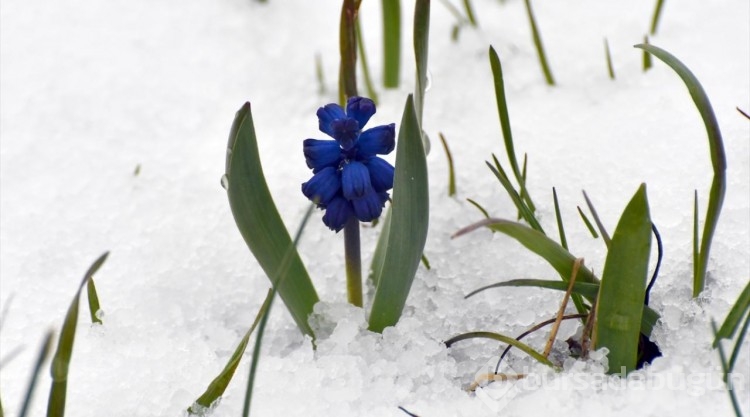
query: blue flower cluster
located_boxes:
[302,97,396,231]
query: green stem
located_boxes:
[344,217,363,307]
[339,0,361,103]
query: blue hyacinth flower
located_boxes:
[302,97,396,232]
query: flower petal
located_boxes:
[330,118,359,150]
[322,196,353,232]
[351,191,386,222]
[346,96,376,129]
[341,161,373,200]
[366,157,395,192]
[303,139,341,173]
[356,124,395,157]
[317,103,346,138]
[301,166,341,206]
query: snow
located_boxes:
[1,0,748,416]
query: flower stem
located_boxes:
[344,216,363,307]
[339,0,361,104]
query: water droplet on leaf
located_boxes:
[220,174,229,190]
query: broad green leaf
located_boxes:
[382,0,401,88]
[86,278,102,324]
[413,0,431,153]
[225,103,319,337]
[635,43,726,298]
[594,184,652,374]
[713,281,750,346]
[19,330,54,417]
[466,279,600,300]
[369,95,429,332]
[444,331,554,368]
[48,252,109,417]
[188,289,273,415]
[368,208,391,287]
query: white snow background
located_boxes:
[1,0,748,416]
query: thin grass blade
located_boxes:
[86,278,102,324]
[315,53,326,95]
[444,331,554,368]
[523,0,555,85]
[461,0,477,26]
[242,204,316,417]
[728,310,750,374]
[488,46,536,212]
[369,95,429,332]
[604,38,615,80]
[642,36,652,71]
[582,190,611,246]
[635,43,727,298]
[649,0,666,35]
[225,103,319,336]
[577,206,599,238]
[712,321,744,417]
[594,184,652,374]
[438,133,456,196]
[19,330,54,417]
[356,19,378,104]
[466,279,600,300]
[382,0,401,88]
[188,289,273,415]
[552,187,568,250]
[48,252,109,417]
[466,198,490,219]
[487,156,543,233]
[713,281,750,346]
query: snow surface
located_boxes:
[1,0,749,416]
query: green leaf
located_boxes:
[466,278,600,300]
[466,198,490,219]
[649,0,666,35]
[604,37,615,80]
[368,207,392,287]
[552,187,568,250]
[86,278,102,324]
[634,43,726,298]
[382,0,401,88]
[713,281,750,346]
[413,0,431,153]
[356,19,378,104]
[594,184,652,374]
[369,95,429,332]
[489,46,536,213]
[438,133,456,196]
[19,330,54,417]
[487,156,543,233]
[461,0,478,27]
[242,204,316,417]
[577,206,599,238]
[188,289,274,415]
[523,0,555,85]
[582,190,611,246]
[225,103,319,337]
[48,252,109,417]
[444,331,555,368]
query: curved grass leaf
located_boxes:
[635,43,726,298]
[466,198,490,219]
[444,331,554,368]
[48,252,109,417]
[225,103,319,337]
[382,0,401,88]
[86,278,102,324]
[19,330,54,417]
[438,133,456,196]
[582,190,611,246]
[487,156,542,233]
[188,289,273,415]
[713,281,750,346]
[594,184,652,374]
[466,279,600,300]
[369,95,429,333]
[577,206,599,238]
[712,321,744,417]
[552,187,568,250]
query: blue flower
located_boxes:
[302,97,396,231]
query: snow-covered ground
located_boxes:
[1,0,748,415]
